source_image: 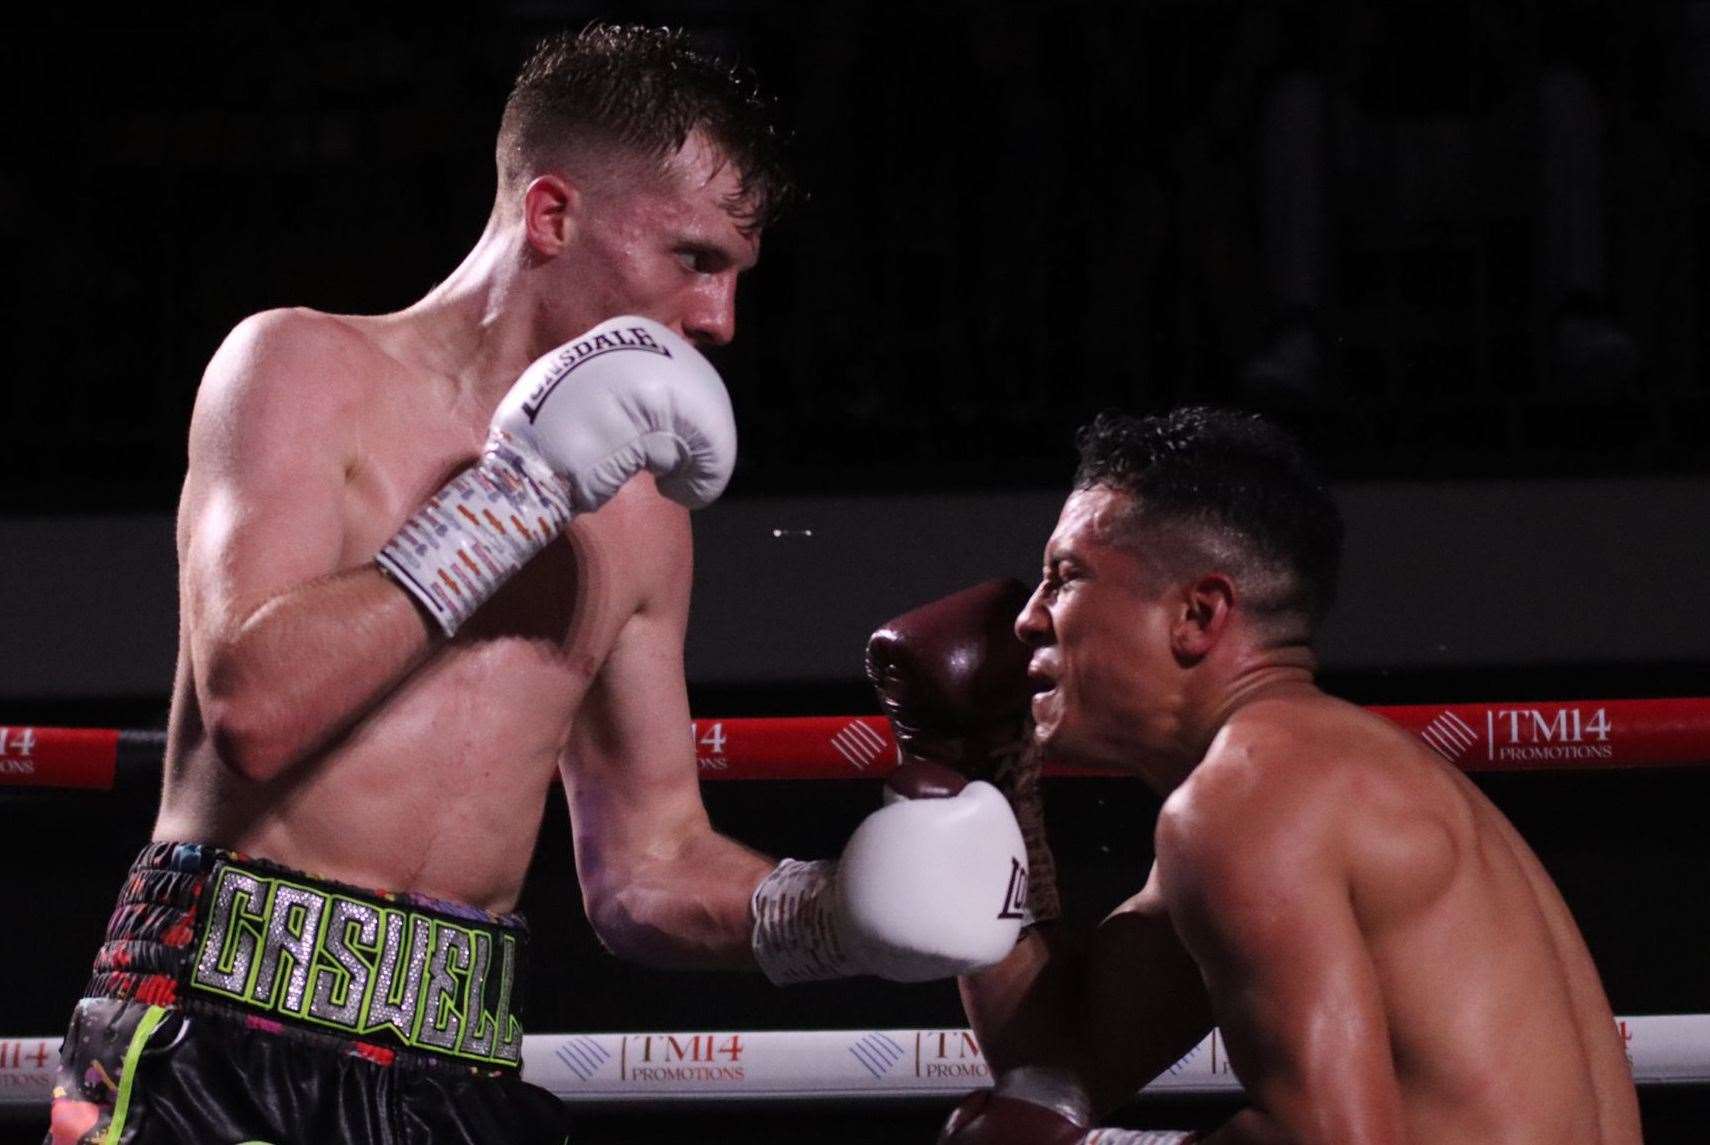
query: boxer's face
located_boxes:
[552,130,760,349]
[1016,487,1179,771]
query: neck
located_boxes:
[394,213,546,415]
[1154,643,1319,792]
[1205,659,1319,732]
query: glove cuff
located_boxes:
[375,440,572,637]
[994,733,1061,927]
[992,1065,1093,1127]
[750,859,855,984]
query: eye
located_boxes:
[1039,562,1070,600]
[675,246,726,275]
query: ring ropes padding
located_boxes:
[0,1014,1703,1111]
[4,697,1710,790]
[3,701,1706,1111]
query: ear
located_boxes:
[1171,573,1235,662]
[521,174,581,257]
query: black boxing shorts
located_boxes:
[46,841,569,1144]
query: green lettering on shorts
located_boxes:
[188,862,523,1067]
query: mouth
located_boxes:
[1026,666,1058,720]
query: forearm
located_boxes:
[586,827,777,970]
[962,908,1214,1117]
[200,565,435,781]
[1196,1108,1297,1145]
[961,927,1088,1076]
[1079,910,1215,1113]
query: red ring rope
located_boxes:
[5,698,1708,791]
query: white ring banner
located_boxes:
[0,1014,1698,1109]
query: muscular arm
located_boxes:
[181,311,436,782]
[960,867,1214,1116]
[559,500,775,969]
[1157,772,1406,1145]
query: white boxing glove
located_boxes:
[377,316,735,635]
[751,762,1029,984]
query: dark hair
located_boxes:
[498,23,795,230]
[1074,407,1344,629]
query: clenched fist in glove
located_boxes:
[940,1078,1202,1144]
[750,761,1028,984]
[377,315,734,636]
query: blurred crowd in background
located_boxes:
[6,0,1710,512]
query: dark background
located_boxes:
[5,0,1710,510]
[4,1,1710,1140]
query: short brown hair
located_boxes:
[498,23,795,231]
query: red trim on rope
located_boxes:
[5,699,1709,791]
[1371,698,1710,773]
[692,700,1710,778]
[0,726,118,789]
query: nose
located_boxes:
[1014,582,1051,647]
[682,277,738,348]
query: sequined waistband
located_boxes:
[87,841,529,1072]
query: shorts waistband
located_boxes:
[87,841,530,1072]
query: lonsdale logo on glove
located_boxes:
[520,325,672,423]
[999,857,1028,920]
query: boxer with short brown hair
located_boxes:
[46,25,1029,1145]
[874,408,1640,1143]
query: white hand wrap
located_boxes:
[749,859,851,984]
[375,440,572,635]
[993,1065,1093,1127]
[974,1072,1202,1143]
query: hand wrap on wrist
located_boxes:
[375,434,572,637]
[749,859,850,984]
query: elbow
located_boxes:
[582,880,657,967]
[582,883,648,965]
[201,654,300,783]
[580,869,698,970]
[203,698,297,783]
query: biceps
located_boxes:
[181,341,351,653]
[562,609,707,866]
[1190,905,1402,1139]
[183,474,345,625]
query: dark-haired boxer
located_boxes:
[870,408,1641,1144]
[47,26,1027,1145]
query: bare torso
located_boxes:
[1168,695,1641,1143]
[154,308,680,912]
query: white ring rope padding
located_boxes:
[0,1015,1701,1109]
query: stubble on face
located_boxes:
[1026,489,1170,769]
[556,131,758,332]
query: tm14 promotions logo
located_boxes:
[1419,706,1613,766]
[622,1033,745,1084]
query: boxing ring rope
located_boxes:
[5,697,1710,790]
[3,697,1707,1114]
[0,1015,1705,1111]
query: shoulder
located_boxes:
[1161,701,1330,843]
[191,309,382,456]
[197,309,380,417]
[206,307,379,382]
[1158,695,1461,917]
[187,304,384,475]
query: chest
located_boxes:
[340,402,594,655]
